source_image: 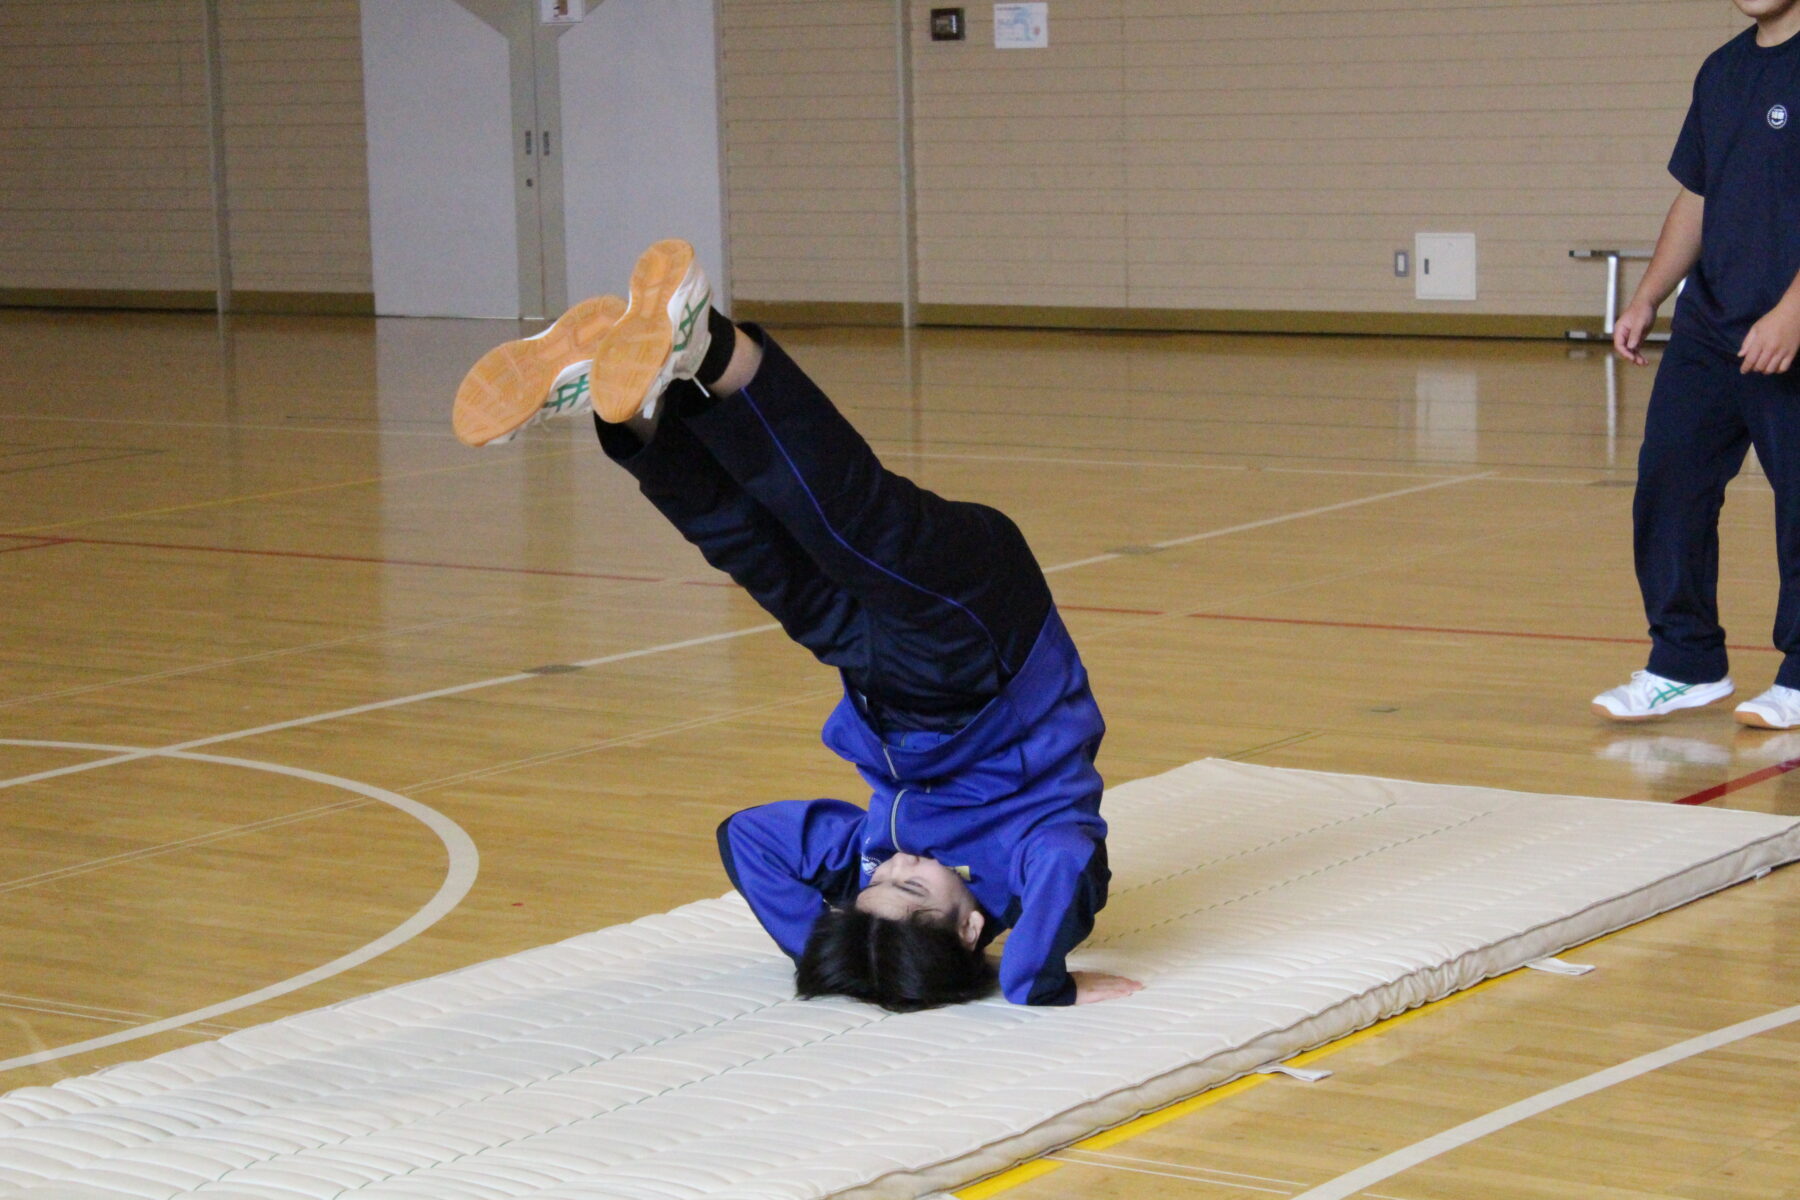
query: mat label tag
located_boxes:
[1525,957,1596,976]
[1257,1061,1332,1082]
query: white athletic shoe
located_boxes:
[453,294,627,447]
[1590,670,1734,722]
[1734,684,1800,730]
[588,238,714,424]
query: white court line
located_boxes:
[1044,473,1492,573]
[1288,1002,1800,1200]
[0,591,628,711]
[0,740,478,1074]
[0,993,239,1035]
[0,1000,224,1036]
[0,623,779,795]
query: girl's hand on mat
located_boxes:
[1739,300,1800,376]
[1071,972,1142,1004]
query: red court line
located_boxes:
[0,538,70,555]
[1674,757,1800,806]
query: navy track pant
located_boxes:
[1636,332,1800,688]
[594,326,1052,727]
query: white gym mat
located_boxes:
[3,760,1796,1199]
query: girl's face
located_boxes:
[855,852,984,947]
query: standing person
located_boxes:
[1595,0,1800,729]
[455,239,1141,1010]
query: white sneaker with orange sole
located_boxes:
[1590,670,1734,722]
[588,238,714,424]
[452,294,627,447]
[1734,684,1800,730]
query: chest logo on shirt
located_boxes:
[1770,104,1789,130]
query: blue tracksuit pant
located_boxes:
[1636,333,1800,688]
[593,325,1052,724]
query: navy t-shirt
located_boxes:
[1669,25,1800,353]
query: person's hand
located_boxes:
[1072,971,1142,1004]
[1738,300,1800,375]
[1613,299,1658,366]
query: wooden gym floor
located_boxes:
[1,308,1795,1199]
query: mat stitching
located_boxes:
[1106,802,1394,898]
[1089,809,1489,944]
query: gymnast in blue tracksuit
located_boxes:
[593,315,1138,1010]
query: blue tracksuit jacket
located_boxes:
[716,607,1107,1005]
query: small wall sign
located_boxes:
[994,3,1047,49]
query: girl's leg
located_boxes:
[675,326,1052,716]
[594,391,863,675]
[1634,336,1751,684]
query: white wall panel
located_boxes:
[560,0,728,307]
[361,0,519,317]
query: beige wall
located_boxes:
[217,0,371,300]
[719,0,906,307]
[0,0,369,307]
[720,0,1747,324]
[0,1,1753,324]
[0,1,218,298]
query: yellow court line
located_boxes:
[3,447,578,537]
[953,941,1611,1200]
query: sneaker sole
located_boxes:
[591,238,695,424]
[452,295,626,447]
[1734,707,1794,730]
[1591,703,1664,723]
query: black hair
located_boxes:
[795,906,996,1013]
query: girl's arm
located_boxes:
[716,800,865,958]
[1000,825,1132,1004]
